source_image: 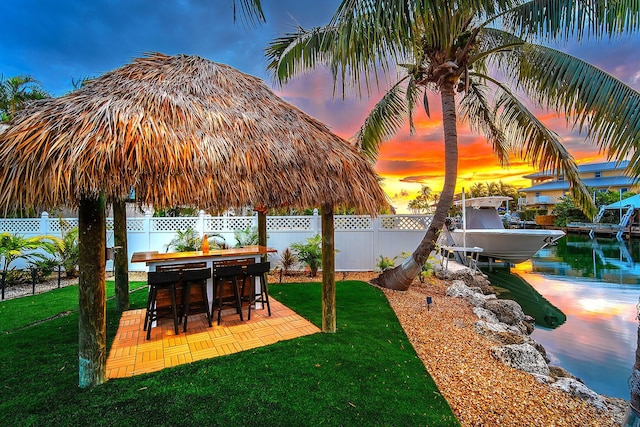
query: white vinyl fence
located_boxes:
[0,211,432,272]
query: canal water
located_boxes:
[482,234,640,400]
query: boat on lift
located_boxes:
[442,196,565,264]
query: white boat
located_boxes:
[443,196,565,264]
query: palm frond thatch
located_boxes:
[0,53,388,214]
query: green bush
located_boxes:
[375,255,397,272]
[291,235,322,277]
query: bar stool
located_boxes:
[180,268,213,332]
[241,261,271,320]
[144,270,181,340]
[213,264,244,325]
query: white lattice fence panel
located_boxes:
[106,219,114,231]
[335,216,372,230]
[227,217,254,230]
[151,217,197,232]
[267,216,313,230]
[381,215,431,230]
[206,217,227,231]
[0,219,40,233]
[48,219,79,233]
[126,218,145,232]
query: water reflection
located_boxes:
[483,268,566,329]
[495,235,640,400]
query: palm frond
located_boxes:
[503,0,640,42]
[492,81,596,216]
[232,0,266,26]
[351,78,410,160]
[511,44,640,177]
[458,78,509,165]
[266,26,336,85]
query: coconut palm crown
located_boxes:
[267,0,640,290]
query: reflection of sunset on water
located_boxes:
[504,257,638,398]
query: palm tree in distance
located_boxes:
[0,75,49,121]
[267,0,640,290]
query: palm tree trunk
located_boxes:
[373,82,459,290]
[78,193,107,388]
[113,199,129,312]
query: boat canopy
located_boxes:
[454,196,512,209]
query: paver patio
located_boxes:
[106,298,320,378]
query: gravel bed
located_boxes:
[4,269,623,425]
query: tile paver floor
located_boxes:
[106,298,320,379]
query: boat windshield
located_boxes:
[466,208,504,229]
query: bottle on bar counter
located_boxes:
[202,234,210,253]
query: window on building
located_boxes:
[595,171,602,178]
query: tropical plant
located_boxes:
[291,234,322,277]
[279,247,297,277]
[165,227,201,252]
[375,255,397,272]
[165,227,225,252]
[53,225,80,278]
[267,0,640,290]
[0,232,61,283]
[234,225,259,247]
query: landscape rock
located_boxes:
[551,377,607,411]
[474,320,522,336]
[446,280,496,306]
[483,299,525,326]
[490,343,550,376]
[472,307,499,323]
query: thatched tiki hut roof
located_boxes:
[0,53,388,388]
[0,53,386,212]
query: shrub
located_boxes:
[375,255,397,272]
[234,226,259,247]
[279,247,297,276]
[291,235,322,277]
[0,232,62,280]
[53,225,79,278]
[165,228,226,252]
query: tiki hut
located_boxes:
[0,53,388,387]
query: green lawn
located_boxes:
[0,279,458,426]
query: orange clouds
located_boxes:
[275,71,607,213]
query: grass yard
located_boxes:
[0,279,458,426]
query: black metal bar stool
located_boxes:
[144,270,181,340]
[213,264,244,325]
[180,268,213,332]
[241,261,271,320]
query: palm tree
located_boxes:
[469,182,488,197]
[0,75,49,121]
[267,0,640,290]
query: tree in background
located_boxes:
[407,185,434,213]
[267,0,640,290]
[0,75,49,121]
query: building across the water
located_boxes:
[518,160,637,212]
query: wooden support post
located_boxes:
[258,210,267,262]
[113,199,129,312]
[321,203,336,333]
[78,194,107,388]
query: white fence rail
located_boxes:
[0,212,432,272]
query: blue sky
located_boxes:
[3,1,640,210]
[3,0,340,96]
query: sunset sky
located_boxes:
[3,1,640,212]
